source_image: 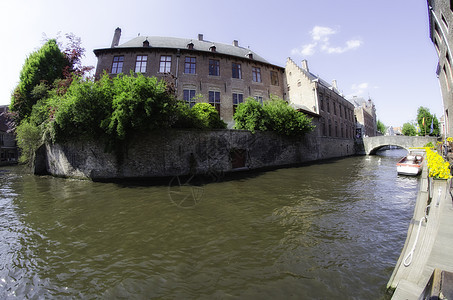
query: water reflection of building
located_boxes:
[427,0,453,136]
[0,105,18,165]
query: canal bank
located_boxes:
[387,153,453,298]
[33,129,358,180]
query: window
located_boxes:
[111,56,124,74]
[233,93,243,114]
[184,57,196,74]
[135,55,147,73]
[333,102,337,115]
[159,55,172,73]
[443,65,451,90]
[270,71,279,86]
[254,96,263,105]
[209,91,221,113]
[328,119,332,136]
[326,97,330,113]
[335,121,338,137]
[446,51,452,78]
[183,89,196,107]
[319,94,324,111]
[209,59,220,76]
[252,67,261,82]
[442,14,449,30]
[232,63,242,79]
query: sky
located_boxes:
[0,0,443,128]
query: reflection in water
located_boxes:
[0,149,417,299]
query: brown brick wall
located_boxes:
[94,48,286,125]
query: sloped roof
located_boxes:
[98,35,272,65]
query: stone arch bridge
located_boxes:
[363,136,438,155]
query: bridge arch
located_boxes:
[362,136,437,155]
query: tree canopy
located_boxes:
[10,39,69,122]
[377,120,386,135]
[416,106,439,136]
[402,122,417,136]
[233,97,314,136]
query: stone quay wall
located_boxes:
[34,129,358,180]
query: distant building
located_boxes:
[0,105,18,165]
[94,28,286,126]
[285,58,356,139]
[427,0,453,136]
[386,126,403,136]
[350,97,378,137]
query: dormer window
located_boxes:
[209,44,216,52]
[143,39,149,47]
[246,52,253,59]
[187,42,194,50]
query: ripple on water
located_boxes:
[0,152,418,299]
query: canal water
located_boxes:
[0,149,418,299]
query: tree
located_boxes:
[402,122,417,136]
[377,120,386,135]
[416,106,439,136]
[233,97,268,133]
[233,96,314,136]
[10,39,69,122]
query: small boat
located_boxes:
[396,154,424,176]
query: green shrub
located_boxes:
[233,97,268,133]
[264,98,314,136]
[102,73,176,140]
[233,96,314,136]
[15,120,42,164]
[191,103,226,129]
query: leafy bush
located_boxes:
[233,98,268,133]
[49,75,112,141]
[264,98,314,136]
[10,39,69,123]
[103,73,177,140]
[15,120,42,164]
[233,97,314,136]
[190,103,226,129]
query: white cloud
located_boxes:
[291,42,317,56]
[323,39,363,54]
[348,82,369,97]
[311,26,336,42]
[291,26,362,57]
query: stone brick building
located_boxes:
[427,0,453,136]
[94,28,286,127]
[350,97,378,137]
[285,58,356,139]
[94,28,377,140]
[0,105,18,165]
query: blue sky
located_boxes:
[0,0,443,127]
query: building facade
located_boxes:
[285,58,356,140]
[0,105,18,165]
[350,97,378,137]
[94,28,286,126]
[94,29,378,139]
[427,0,453,136]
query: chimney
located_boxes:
[111,27,121,48]
[332,80,338,89]
[301,59,309,71]
[198,34,203,41]
[233,40,239,47]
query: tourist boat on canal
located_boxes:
[396,153,424,176]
